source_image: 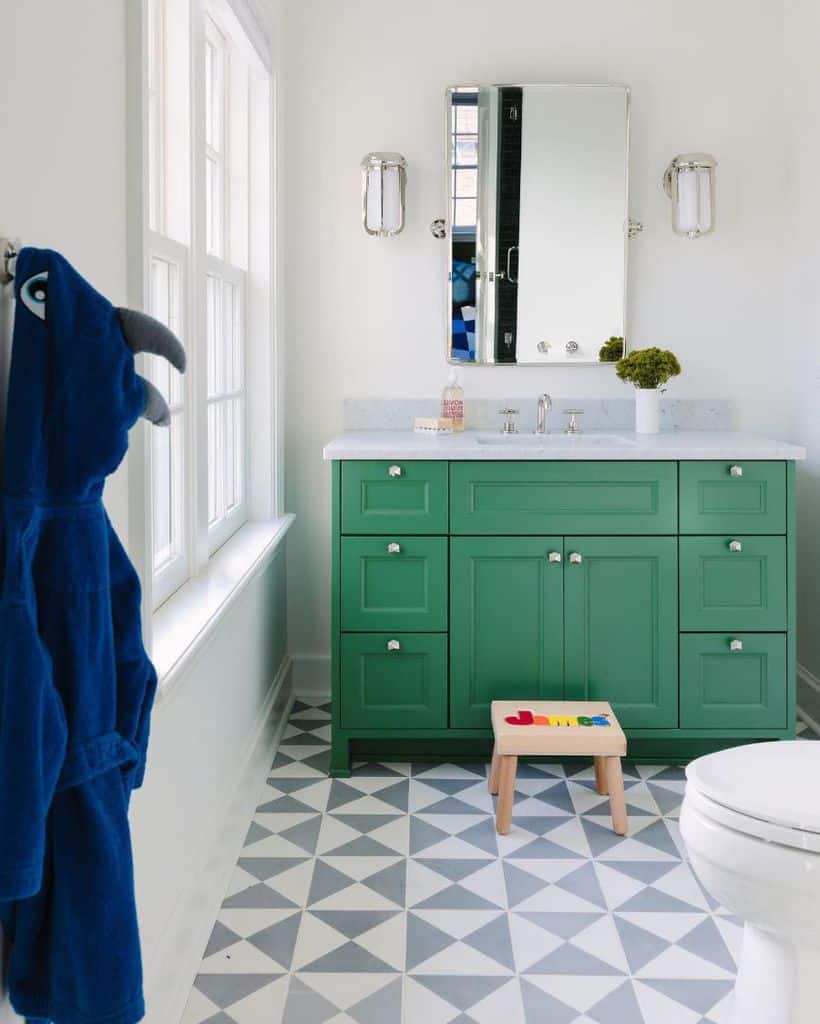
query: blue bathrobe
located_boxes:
[0,249,159,1024]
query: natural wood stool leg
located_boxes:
[495,755,518,835]
[488,742,501,795]
[594,756,608,796]
[605,757,628,836]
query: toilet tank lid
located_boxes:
[686,741,820,834]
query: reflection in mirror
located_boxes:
[447,84,630,366]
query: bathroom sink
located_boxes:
[474,432,636,447]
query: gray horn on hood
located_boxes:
[116,307,187,427]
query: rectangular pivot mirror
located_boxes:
[447,84,630,366]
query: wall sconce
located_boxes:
[361,152,407,237]
[663,153,717,238]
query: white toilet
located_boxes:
[680,741,820,1024]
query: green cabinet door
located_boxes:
[564,537,678,728]
[450,537,564,728]
[679,536,787,631]
[341,536,447,631]
[680,633,788,730]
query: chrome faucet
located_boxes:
[536,394,552,434]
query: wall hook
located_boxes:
[1,239,18,284]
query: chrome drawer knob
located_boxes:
[729,465,744,477]
[388,464,402,478]
[387,542,401,554]
[569,552,583,564]
[729,540,743,553]
[387,639,401,652]
[548,551,562,563]
[729,639,744,652]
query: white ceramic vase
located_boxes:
[634,387,660,434]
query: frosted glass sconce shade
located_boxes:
[663,153,717,238]
[362,152,407,236]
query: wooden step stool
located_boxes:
[489,700,628,836]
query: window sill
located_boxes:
[152,515,294,703]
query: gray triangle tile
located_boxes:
[415,858,494,883]
[328,780,367,811]
[291,700,313,713]
[202,1014,237,1024]
[555,863,607,910]
[410,816,451,854]
[646,783,684,815]
[528,781,577,814]
[288,716,332,732]
[507,836,583,860]
[256,794,318,814]
[414,882,501,911]
[351,762,406,777]
[283,976,338,1024]
[280,732,330,747]
[204,920,242,957]
[420,778,483,795]
[525,942,625,976]
[678,917,737,972]
[422,795,487,815]
[649,766,686,782]
[463,913,515,970]
[587,980,644,1023]
[317,701,333,713]
[455,818,500,856]
[516,762,563,779]
[370,780,409,811]
[243,822,272,846]
[222,884,298,910]
[195,973,283,1008]
[347,976,403,1024]
[407,912,458,969]
[411,762,485,778]
[582,818,630,857]
[280,815,323,855]
[311,909,400,940]
[447,1016,479,1024]
[513,816,572,837]
[599,860,677,886]
[630,820,682,859]
[238,857,309,882]
[616,887,703,914]
[639,979,734,1016]
[247,912,302,970]
[323,835,403,858]
[517,911,604,941]
[265,777,324,794]
[300,749,331,774]
[412,975,510,1011]
[362,860,406,907]
[520,978,578,1024]
[307,860,355,905]
[299,939,396,973]
[504,862,551,908]
[614,915,670,972]
[332,813,402,834]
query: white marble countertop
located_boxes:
[323,429,806,461]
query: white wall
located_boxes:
[281,0,792,667]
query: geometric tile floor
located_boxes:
[181,700,820,1024]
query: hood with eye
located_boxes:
[4,247,186,503]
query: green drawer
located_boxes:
[680,633,787,730]
[680,536,787,631]
[680,461,786,535]
[340,633,447,729]
[342,461,448,534]
[450,461,677,535]
[341,536,447,631]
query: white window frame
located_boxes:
[129,0,279,630]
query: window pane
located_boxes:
[453,198,477,227]
[454,168,477,199]
[206,155,223,257]
[152,411,184,571]
[454,136,478,165]
[456,105,478,133]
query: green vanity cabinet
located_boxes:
[329,458,796,776]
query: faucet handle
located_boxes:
[562,408,584,434]
[499,408,520,434]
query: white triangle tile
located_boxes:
[412,909,502,941]
[411,939,512,976]
[291,913,348,970]
[218,908,298,939]
[651,863,710,910]
[567,781,611,815]
[254,812,319,833]
[513,795,573,817]
[509,858,585,885]
[714,915,745,963]
[458,860,508,909]
[296,972,399,1012]
[515,883,603,914]
[593,863,647,910]
[544,817,593,857]
[200,938,283,974]
[509,912,564,970]
[414,813,488,836]
[469,977,526,1023]
[367,816,409,855]
[410,782,455,812]
[596,835,679,862]
[635,943,736,980]
[273,781,330,812]
[618,912,708,944]
[414,834,493,860]
[663,817,689,857]
[636,764,673,780]
[407,859,456,906]
[180,986,219,1024]
[224,865,263,898]
[524,975,624,1013]
[310,881,398,912]
[235,833,313,859]
[263,859,314,906]
[227,975,290,1024]
[572,914,630,972]
[268,762,326,779]
[495,829,551,857]
[634,980,703,1024]
[322,855,402,882]
[404,975,463,1024]
[705,989,734,1023]
[453,784,495,814]
[277,744,328,761]
[354,912,406,971]
[331,794,407,816]
[508,776,557,795]
[413,764,486,780]
[619,783,662,815]
[316,816,365,854]
[327,1015,357,1024]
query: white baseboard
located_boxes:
[143,655,294,1024]
[292,653,331,699]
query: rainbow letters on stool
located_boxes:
[504,709,611,727]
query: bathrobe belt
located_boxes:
[56,731,140,792]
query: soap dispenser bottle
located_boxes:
[441,368,464,431]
